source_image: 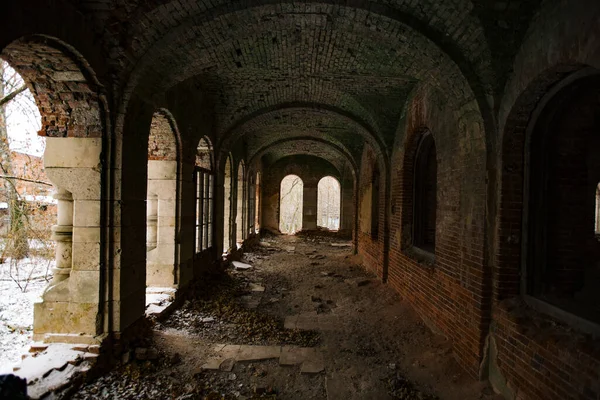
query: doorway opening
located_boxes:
[317,176,341,231]
[279,175,303,234]
[223,155,232,253]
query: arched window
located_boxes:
[279,175,303,234]
[595,183,600,236]
[195,137,213,253]
[2,36,106,342]
[524,74,600,325]
[236,161,245,245]
[248,172,256,236]
[371,168,380,239]
[223,155,232,252]
[317,176,341,230]
[413,132,437,253]
[147,110,179,287]
[255,172,261,232]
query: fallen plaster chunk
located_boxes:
[249,283,265,292]
[219,358,236,372]
[201,358,223,371]
[279,347,313,366]
[14,344,82,383]
[146,303,169,316]
[232,261,252,270]
[146,287,177,294]
[331,242,352,247]
[146,293,172,306]
[300,355,325,374]
[236,345,281,362]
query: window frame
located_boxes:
[195,166,213,253]
[412,131,437,255]
[518,70,600,337]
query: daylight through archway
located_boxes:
[317,176,341,231]
[279,175,303,234]
[0,57,52,368]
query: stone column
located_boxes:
[34,137,103,344]
[146,194,158,250]
[48,189,73,284]
[303,183,318,230]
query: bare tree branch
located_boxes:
[0,175,53,186]
[0,85,26,108]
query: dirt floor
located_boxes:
[68,232,502,400]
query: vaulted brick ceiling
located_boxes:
[68,0,540,167]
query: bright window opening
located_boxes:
[317,176,340,231]
[236,161,245,246]
[223,156,232,253]
[279,175,303,234]
[595,182,600,236]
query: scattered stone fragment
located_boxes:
[331,242,352,247]
[232,261,252,270]
[300,357,325,374]
[249,283,265,292]
[357,279,371,287]
[201,358,223,371]
[219,358,236,372]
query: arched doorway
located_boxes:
[223,155,232,253]
[522,72,600,325]
[236,161,246,246]
[1,36,106,346]
[255,172,261,232]
[279,175,303,234]
[146,110,179,287]
[317,176,341,231]
[0,57,51,367]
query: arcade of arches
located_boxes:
[1,1,599,398]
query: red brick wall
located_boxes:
[2,37,103,138]
[148,111,178,161]
[358,84,488,377]
[495,69,600,400]
[492,302,600,400]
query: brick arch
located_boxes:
[119,2,493,150]
[0,0,109,87]
[496,65,596,302]
[498,0,600,140]
[1,35,105,138]
[148,110,179,161]
[249,136,357,177]
[116,0,492,103]
[195,136,213,171]
[222,105,388,173]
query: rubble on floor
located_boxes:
[145,287,177,318]
[64,233,499,400]
[5,342,98,399]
